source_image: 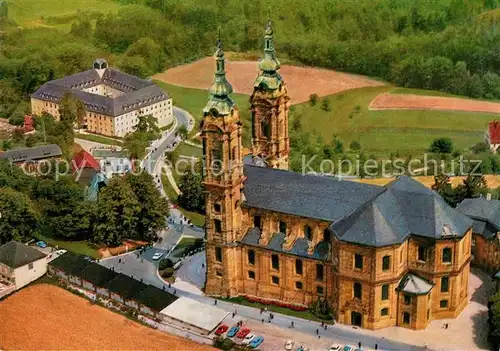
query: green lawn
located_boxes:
[176,142,202,158]
[170,236,202,258]
[223,296,332,323]
[9,0,121,29]
[75,133,123,146]
[153,81,252,145]
[293,86,498,157]
[162,174,179,202]
[179,208,205,227]
[35,234,100,259]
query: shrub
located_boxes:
[161,267,174,278]
[213,337,235,350]
[350,140,361,151]
[429,137,453,154]
[309,93,319,106]
[321,98,331,111]
[471,142,489,154]
[159,258,174,270]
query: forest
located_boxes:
[3,0,500,126]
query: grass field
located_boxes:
[176,142,202,158]
[35,233,100,259]
[154,80,252,145]
[75,133,123,146]
[9,0,121,29]
[158,81,494,157]
[179,208,205,227]
[293,86,496,156]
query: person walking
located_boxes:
[316,328,319,335]
[290,321,294,328]
[358,342,362,349]
[374,344,378,350]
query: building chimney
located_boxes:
[487,193,492,201]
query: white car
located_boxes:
[242,333,255,345]
[284,339,294,350]
[152,252,164,260]
[56,249,67,256]
[328,345,342,351]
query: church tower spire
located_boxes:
[202,33,245,297]
[250,18,290,170]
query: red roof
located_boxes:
[71,150,100,172]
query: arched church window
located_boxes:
[304,225,312,241]
[261,120,271,139]
[211,140,223,174]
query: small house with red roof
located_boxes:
[486,121,500,152]
[71,150,100,184]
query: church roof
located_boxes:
[397,273,434,295]
[242,166,472,248]
[243,165,383,222]
[456,197,500,238]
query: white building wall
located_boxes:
[83,84,125,98]
[113,98,173,137]
[13,258,47,289]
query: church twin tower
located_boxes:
[201,20,290,295]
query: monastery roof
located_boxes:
[456,197,500,238]
[71,150,100,172]
[31,67,169,117]
[242,166,472,248]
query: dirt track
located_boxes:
[0,284,214,350]
[370,93,500,114]
[154,57,384,105]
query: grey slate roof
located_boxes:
[0,241,46,269]
[134,285,178,312]
[397,273,434,295]
[31,67,169,117]
[243,165,384,222]
[242,166,472,248]
[0,144,62,163]
[331,176,472,246]
[104,273,147,299]
[48,252,91,275]
[240,228,330,260]
[456,198,500,238]
[74,262,118,286]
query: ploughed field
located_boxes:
[153,57,385,105]
[370,93,500,114]
[0,284,214,350]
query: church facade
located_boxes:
[201,22,473,330]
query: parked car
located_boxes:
[342,346,354,351]
[215,324,228,336]
[152,252,164,260]
[236,328,251,338]
[284,339,295,350]
[297,347,311,351]
[56,249,67,256]
[328,345,342,351]
[249,336,264,349]
[242,333,255,345]
[227,326,239,338]
[35,241,47,248]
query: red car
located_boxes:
[215,324,228,336]
[236,328,251,339]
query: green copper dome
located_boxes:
[203,34,235,116]
[254,19,282,90]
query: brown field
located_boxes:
[370,93,500,114]
[0,284,214,351]
[154,57,385,105]
[353,175,500,188]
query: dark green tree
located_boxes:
[93,177,140,246]
[429,137,454,154]
[124,172,169,242]
[178,170,204,213]
[0,188,39,245]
